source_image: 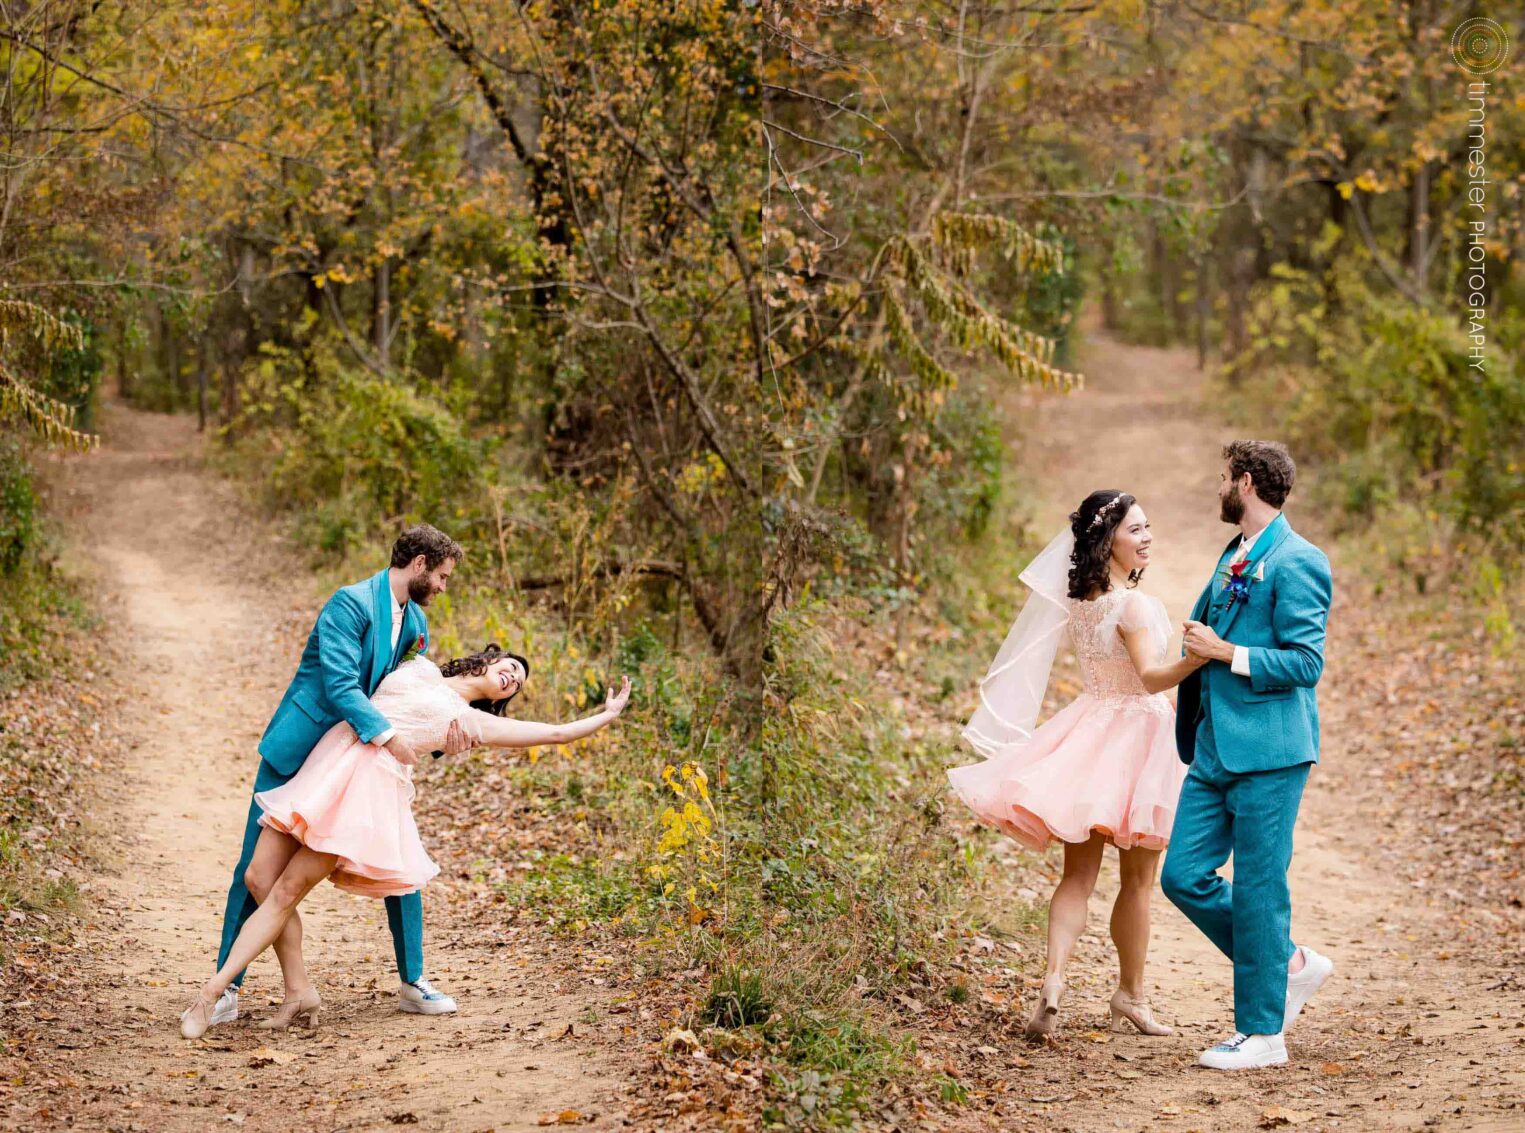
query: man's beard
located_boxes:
[1220,483,1246,524]
[407,573,436,606]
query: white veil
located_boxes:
[961,528,1074,758]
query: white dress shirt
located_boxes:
[370,591,407,747]
[1226,517,1274,677]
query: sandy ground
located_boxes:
[971,322,1524,1131]
[13,404,629,1132]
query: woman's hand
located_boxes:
[604,674,633,718]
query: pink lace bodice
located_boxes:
[370,658,494,749]
[1066,589,1171,709]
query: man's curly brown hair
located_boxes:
[390,524,464,571]
[1224,440,1296,508]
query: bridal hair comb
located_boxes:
[1087,493,1126,531]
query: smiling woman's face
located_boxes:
[1110,504,1153,573]
[483,655,527,702]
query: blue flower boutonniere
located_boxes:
[1216,559,1265,607]
[401,633,426,663]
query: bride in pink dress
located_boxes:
[180,646,631,1038]
[948,490,1205,1038]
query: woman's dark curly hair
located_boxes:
[440,643,530,717]
[1067,490,1140,600]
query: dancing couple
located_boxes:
[180,524,631,1038]
[949,440,1335,1070]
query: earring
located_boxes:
[1127,568,1142,586]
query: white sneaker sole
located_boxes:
[1284,951,1334,1028]
[399,998,457,1016]
[209,1001,239,1027]
[1198,1048,1288,1070]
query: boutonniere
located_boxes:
[1216,559,1263,606]
[401,633,426,663]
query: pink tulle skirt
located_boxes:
[948,693,1187,852]
[255,723,439,898]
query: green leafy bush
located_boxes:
[0,441,35,575]
[1227,250,1525,560]
[225,343,484,554]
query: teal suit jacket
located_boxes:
[257,569,429,776]
[1174,514,1332,774]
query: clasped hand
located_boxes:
[1181,620,1233,665]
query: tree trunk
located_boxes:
[1406,160,1431,298]
[115,318,131,400]
[372,258,392,369]
[1194,254,1210,370]
[196,337,209,431]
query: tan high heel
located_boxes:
[180,993,218,1040]
[1109,988,1173,1036]
[1024,975,1064,1037]
[256,988,321,1031]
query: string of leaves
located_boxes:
[860,210,1082,401]
[0,299,99,452]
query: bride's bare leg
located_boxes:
[1111,845,1162,998]
[199,846,337,1003]
[243,828,310,998]
[1043,832,1106,979]
[1107,845,1172,1035]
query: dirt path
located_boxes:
[977,322,1523,1130]
[18,404,629,1132]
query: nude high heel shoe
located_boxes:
[180,992,219,1040]
[1109,988,1173,1036]
[256,988,321,1031]
[1024,975,1064,1037]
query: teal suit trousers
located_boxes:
[1161,710,1308,1034]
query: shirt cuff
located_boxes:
[1230,646,1252,678]
[372,727,396,747]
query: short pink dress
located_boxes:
[255,658,493,898]
[947,589,1187,851]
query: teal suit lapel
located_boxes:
[1201,536,1241,625]
[367,569,393,694]
[1214,514,1291,636]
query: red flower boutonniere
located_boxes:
[402,633,426,663]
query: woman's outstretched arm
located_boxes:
[463,675,632,749]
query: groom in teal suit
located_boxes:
[1162,441,1335,1071]
[206,524,470,1028]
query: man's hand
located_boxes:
[442,719,471,757]
[385,733,419,767]
[1182,620,1235,664]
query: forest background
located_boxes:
[2,1,1521,1126]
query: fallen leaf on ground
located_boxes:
[662,1028,701,1053]
[246,1047,297,1068]
[1260,1105,1315,1127]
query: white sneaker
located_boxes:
[209,987,239,1027]
[1284,945,1333,1029]
[1198,1032,1287,1070]
[398,978,457,1015]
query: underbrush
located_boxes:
[0,463,119,977]
[1219,241,1525,648]
[223,360,1048,1120]
[300,542,1038,1123]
